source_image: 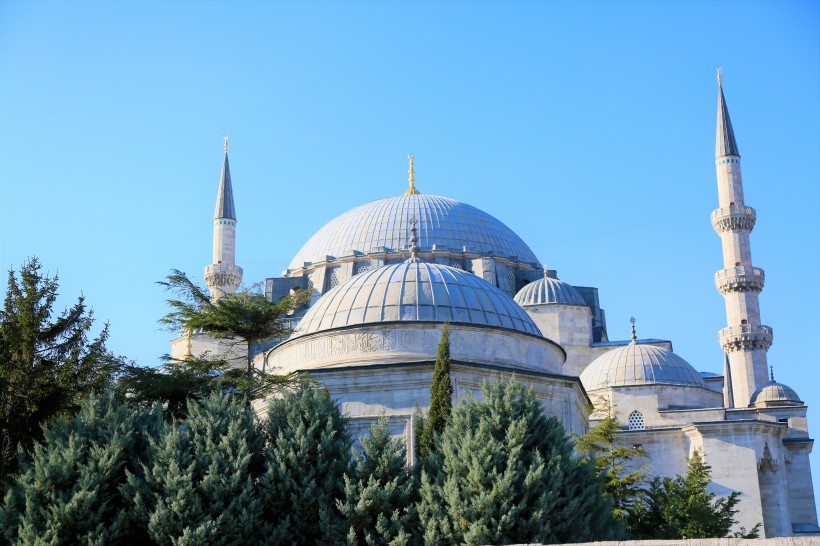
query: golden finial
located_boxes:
[716,67,722,85]
[224,136,229,153]
[184,329,193,359]
[543,267,548,279]
[404,153,420,196]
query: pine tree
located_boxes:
[0,258,119,480]
[260,385,352,544]
[418,379,622,545]
[630,451,756,539]
[124,390,265,545]
[0,391,158,545]
[417,323,452,460]
[338,417,417,546]
[575,400,649,525]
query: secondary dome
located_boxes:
[514,273,586,306]
[581,341,707,391]
[291,261,541,337]
[750,379,802,407]
[287,194,540,271]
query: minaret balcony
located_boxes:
[714,266,765,295]
[711,205,756,233]
[719,324,773,352]
[205,263,243,294]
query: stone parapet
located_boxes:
[719,324,773,352]
[715,266,765,295]
[712,204,756,233]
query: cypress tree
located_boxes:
[260,385,352,544]
[418,379,622,545]
[125,390,264,545]
[417,323,452,460]
[338,417,417,546]
[1,391,157,545]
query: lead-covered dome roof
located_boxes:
[292,261,541,337]
[750,380,802,407]
[580,341,707,391]
[514,274,586,306]
[287,194,540,270]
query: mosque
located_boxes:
[171,77,818,537]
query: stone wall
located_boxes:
[509,539,820,546]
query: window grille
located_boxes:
[356,264,372,275]
[628,411,645,430]
[329,269,340,289]
[507,270,517,293]
[450,262,463,270]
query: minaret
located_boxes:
[204,138,243,300]
[711,71,772,407]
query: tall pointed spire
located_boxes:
[214,137,236,220]
[716,69,740,158]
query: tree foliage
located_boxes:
[418,379,622,545]
[157,269,312,380]
[575,401,649,525]
[338,417,417,546]
[124,390,264,545]
[0,258,118,481]
[417,323,453,461]
[260,385,352,544]
[629,451,756,539]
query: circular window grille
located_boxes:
[356,264,372,276]
[329,269,341,289]
[450,262,464,270]
[628,411,645,431]
[507,270,517,293]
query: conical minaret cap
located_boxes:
[214,139,236,220]
[716,72,740,158]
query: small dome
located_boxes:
[581,341,707,391]
[514,274,586,306]
[287,194,540,270]
[292,261,541,337]
[750,381,802,407]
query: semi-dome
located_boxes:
[514,272,586,306]
[580,340,707,391]
[287,194,540,271]
[291,261,541,337]
[750,377,802,407]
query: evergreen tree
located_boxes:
[158,269,311,383]
[575,401,649,526]
[417,323,453,460]
[0,392,159,545]
[260,385,352,545]
[124,390,264,545]
[418,379,622,545]
[0,258,119,480]
[338,417,417,546]
[630,451,756,539]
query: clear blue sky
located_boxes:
[2,0,819,511]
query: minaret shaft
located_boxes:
[713,80,771,407]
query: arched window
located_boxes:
[741,319,748,325]
[329,269,341,289]
[507,270,517,293]
[628,411,645,431]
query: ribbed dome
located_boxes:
[292,261,541,337]
[580,341,707,391]
[514,275,586,306]
[750,381,802,407]
[287,194,539,270]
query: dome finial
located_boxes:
[405,217,420,263]
[770,365,775,383]
[184,329,193,359]
[630,316,637,342]
[543,267,548,279]
[404,153,420,195]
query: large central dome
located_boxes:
[287,194,540,271]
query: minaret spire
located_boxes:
[711,75,771,407]
[205,138,243,300]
